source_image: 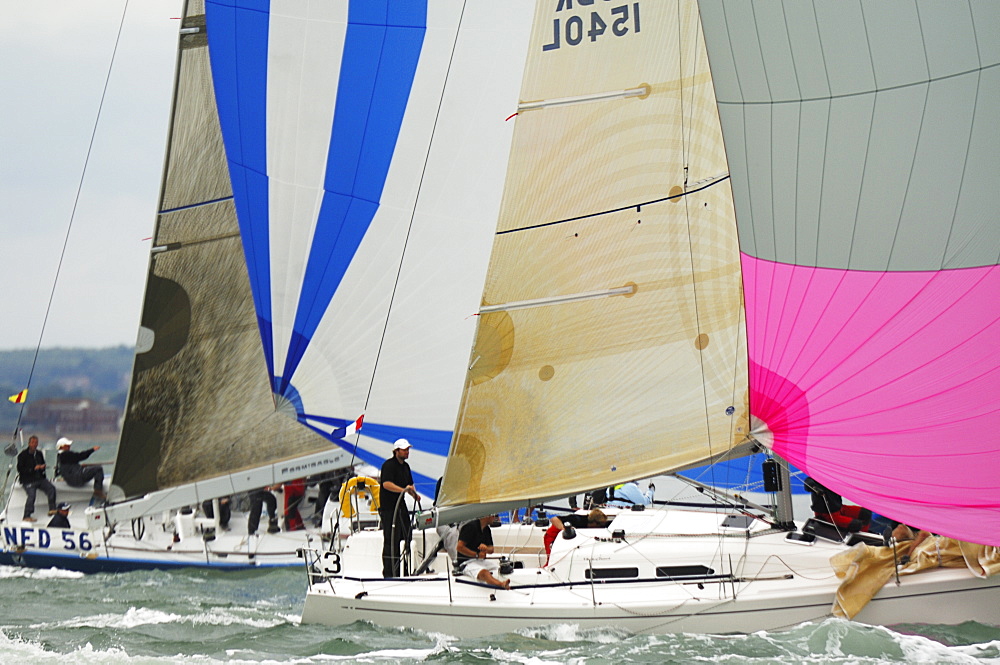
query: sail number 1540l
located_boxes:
[543,2,640,52]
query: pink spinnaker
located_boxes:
[743,255,1000,545]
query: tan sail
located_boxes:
[114,0,339,498]
[438,1,748,507]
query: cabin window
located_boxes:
[584,567,639,579]
[655,565,714,579]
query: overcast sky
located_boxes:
[1,0,182,350]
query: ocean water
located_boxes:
[1,565,998,664]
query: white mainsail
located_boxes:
[437,0,748,515]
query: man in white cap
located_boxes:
[56,437,106,501]
[379,438,419,577]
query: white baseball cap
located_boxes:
[57,437,73,448]
[392,438,411,450]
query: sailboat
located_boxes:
[298,0,1000,636]
[0,0,502,571]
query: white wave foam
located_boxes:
[514,622,631,643]
[61,607,180,629]
[190,608,287,629]
[0,565,84,580]
[51,606,287,630]
[286,630,459,662]
[484,645,581,664]
[952,639,1000,660]
[898,632,998,664]
[345,647,441,661]
[0,630,170,664]
[671,618,1000,664]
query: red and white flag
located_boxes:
[345,414,364,436]
[332,414,364,439]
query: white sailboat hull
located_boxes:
[300,510,1000,637]
[0,480,341,573]
[302,569,1000,637]
[301,571,999,637]
[0,526,316,573]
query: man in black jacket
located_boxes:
[379,438,419,577]
[16,435,57,522]
[47,502,71,529]
[56,438,106,500]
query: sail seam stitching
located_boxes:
[715,61,999,106]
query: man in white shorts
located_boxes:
[455,514,510,589]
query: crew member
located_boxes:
[379,438,419,577]
[56,437,106,500]
[456,514,510,589]
[544,508,609,564]
[17,435,57,522]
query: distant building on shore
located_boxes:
[23,398,120,435]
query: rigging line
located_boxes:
[717,0,758,263]
[806,0,834,289]
[352,0,468,475]
[676,1,688,173]
[781,5,804,270]
[730,294,749,452]
[674,21,716,501]
[495,175,730,236]
[10,0,132,441]
[846,0,881,273]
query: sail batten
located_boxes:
[480,285,636,314]
[517,84,649,111]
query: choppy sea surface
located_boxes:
[1,565,998,664]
